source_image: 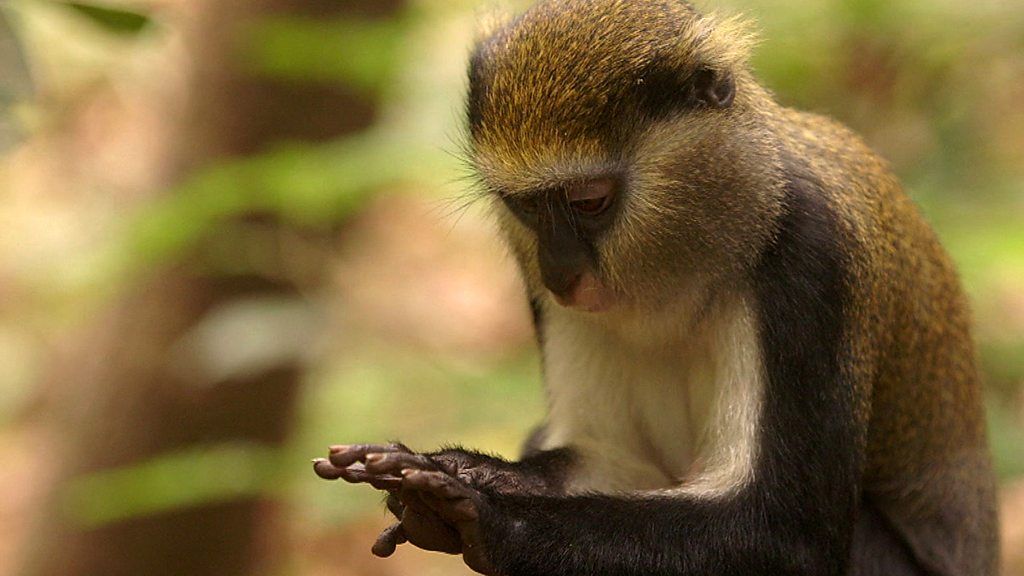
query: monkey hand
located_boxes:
[313,444,500,576]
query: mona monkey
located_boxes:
[313,1,1000,574]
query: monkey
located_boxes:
[312,1,1000,574]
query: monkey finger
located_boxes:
[313,458,348,480]
[346,462,405,490]
[328,443,413,468]
[386,492,406,518]
[402,469,473,502]
[395,484,437,516]
[397,471,490,571]
[363,475,404,492]
[396,508,463,554]
[400,471,481,524]
[371,522,408,558]
[364,451,440,476]
[312,459,402,490]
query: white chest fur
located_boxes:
[539,296,764,497]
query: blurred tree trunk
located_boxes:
[19,1,403,575]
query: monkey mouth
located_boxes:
[550,272,614,312]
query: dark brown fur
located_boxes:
[313,3,1000,575]
[467,1,1000,574]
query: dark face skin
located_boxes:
[501,177,620,311]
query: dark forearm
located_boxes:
[478,489,846,576]
[430,447,577,496]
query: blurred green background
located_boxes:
[0,1,1021,575]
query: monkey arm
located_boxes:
[347,381,863,576]
[322,180,866,576]
[313,443,576,569]
[439,175,865,576]
[315,443,574,496]
[468,309,864,576]
[315,175,867,576]
[431,446,576,495]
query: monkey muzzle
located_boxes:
[550,271,614,313]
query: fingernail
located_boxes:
[366,453,384,463]
[329,445,349,454]
[312,458,326,464]
[401,468,415,477]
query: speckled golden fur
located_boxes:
[774,107,999,574]
[471,1,756,193]
[466,1,999,574]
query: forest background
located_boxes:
[0,1,1022,575]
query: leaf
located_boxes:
[64,443,284,527]
[60,2,153,35]
[111,130,423,273]
[0,7,33,98]
[0,117,21,153]
[0,6,34,152]
[242,15,406,93]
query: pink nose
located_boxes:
[550,273,582,302]
[551,272,612,312]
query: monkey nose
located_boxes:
[549,273,582,304]
[550,272,613,312]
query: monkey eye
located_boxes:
[515,195,541,216]
[567,178,616,217]
[500,193,541,222]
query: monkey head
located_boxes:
[466,0,787,315]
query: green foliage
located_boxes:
[988,399,1024,479]
[64,443,285,527]
[118,132,421,272]
[0,6,33,152]
[58,2,153,35]
[3,0,1022,544]
[745,0,1023,193]
[934,208,1024,289]
[297,348,543,524]
[242,15,407,95]
[106,7,420,276]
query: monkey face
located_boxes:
[483,129,783,317]
[497,178,620,312]
[467,0,785,314]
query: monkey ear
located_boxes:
[692,67,736,109]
